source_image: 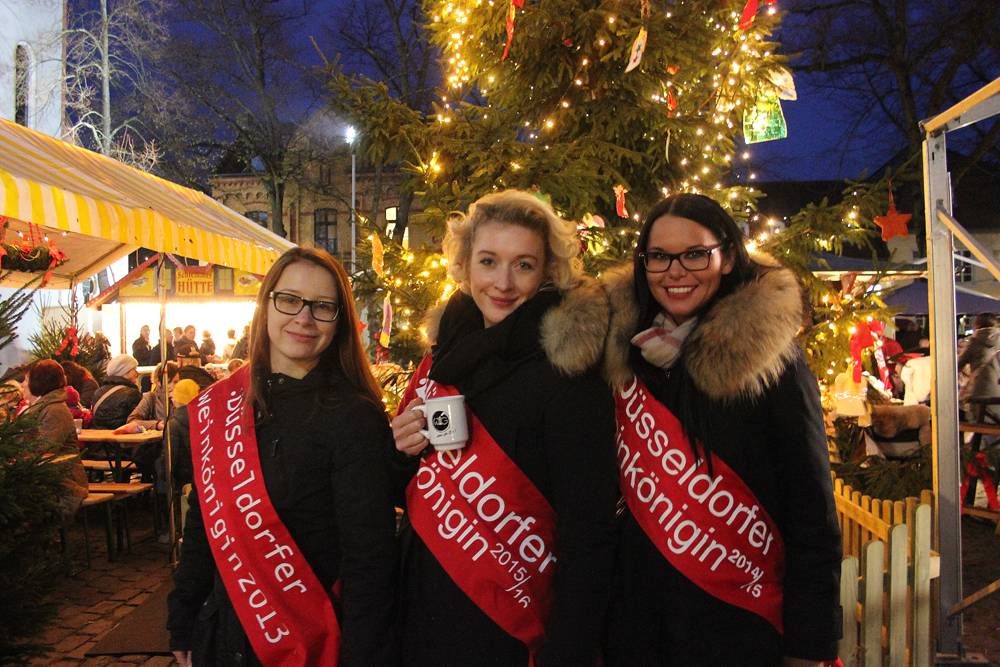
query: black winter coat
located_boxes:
[166,365,398,667]
[132,336,153,365]
[396,288,619,667]
[89,376,142,429]
[601,265,842,666]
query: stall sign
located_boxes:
[233,270,263,296]
[120,268,157,297]
[175,269,215,297]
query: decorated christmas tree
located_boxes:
[329,0,790,359]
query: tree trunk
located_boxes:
[393,188,414,243]
[265,177,286,237]
[100,0,111,155]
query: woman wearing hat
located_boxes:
[167,247,397,666]
[390,190,618,666]
[601,194,841,666]
[90,354,142,429]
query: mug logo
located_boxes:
[431,411,450,431]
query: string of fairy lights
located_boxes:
[368,0,893,384]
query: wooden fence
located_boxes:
[831,475,935,667]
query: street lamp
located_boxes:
[345,125,357,273]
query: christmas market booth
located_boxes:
[84,253,263,358]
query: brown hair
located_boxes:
[60,360,95,392]
[246,247,382,417]
[29,359,67,397]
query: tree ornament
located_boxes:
[743,92,787,144]
[873,187,911,241]
[614,185,629,218]
[379,293,393,348]
[502,0,526,62]
[625,27,648,73]
[371,234,385,277]
[739,0,778,31]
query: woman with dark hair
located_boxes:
[390,190,618,666]
[602,194,841,666]
[61,360,100,409]
[167,247,397,667]
[21,360,89,517]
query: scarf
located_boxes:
[630,312,698,370]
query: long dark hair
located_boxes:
[630,193,763,469]
[245,247,383,418]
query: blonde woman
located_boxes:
[391,190,618,666]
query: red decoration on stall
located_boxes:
[849,320,885,383]
[873,188,912,241]
[57,326,80,357]
[961,453,999,510]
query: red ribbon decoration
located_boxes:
[57,326,80,357]
[501,0,526,62]
[849,320,885,383]
[739,0,777,30]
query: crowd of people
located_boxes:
[131,323,250,369]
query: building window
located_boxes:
[246,210,269,226]
[318,164,333,186]
[955,250,973,283]
[314,208,338,255]
[14,44,31,126]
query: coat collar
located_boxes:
[422,275,610,378]
[601,263,804,401]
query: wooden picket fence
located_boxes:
[831,474,936,667]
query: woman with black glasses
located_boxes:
[167,247,397,667]
[601,194,842,666]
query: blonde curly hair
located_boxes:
[443,189,583,291]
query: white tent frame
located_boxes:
[920,76,1000,655]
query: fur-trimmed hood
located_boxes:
[601,263,804,401]
[422,275,611,377]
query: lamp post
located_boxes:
[345,125,357,273]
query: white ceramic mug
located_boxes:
[413,395,469,451]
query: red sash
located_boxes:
[189,365,340,665]
[401,354,557,655]
[615,375,786,632]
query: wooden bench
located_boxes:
[87,482,155,557]
[80,492,115,567]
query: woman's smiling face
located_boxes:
[645,214,734,324]
[468,222,547,327]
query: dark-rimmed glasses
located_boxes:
[269,291,340,322]
[639,243,726,273]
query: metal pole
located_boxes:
[350,145,357,274]
[922,133,962,653]
[157,254,178,565]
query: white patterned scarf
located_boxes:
[630,312,698,370]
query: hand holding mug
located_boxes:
[392,397,430,457]
[412,395,468,451]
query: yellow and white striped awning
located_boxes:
[0,118,293,288]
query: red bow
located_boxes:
[57,325,80,357]
[961,452,999,510]
[849,320,885,383]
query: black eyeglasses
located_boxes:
[269,291,340,322]
[639,243,726,273]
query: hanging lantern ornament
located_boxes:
[873,182,912,241]
[371,234,385,278]
[743,92,787,144]
[625,27,648,73]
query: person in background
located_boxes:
[90,354,142,429]
[173,325,198,359]
[132,324,153,366]
[93,333,111,369]
[61,361,100,408]
[152,326,177,363]
[230,324,250,360]
[20,360,89,518]
[163,378,205,488]
[601,193,841,666]
[64,385,92,429]
[222,328,238,360]
[118,361,180,433]
[958,313,1000,424]
[168,247,397,667]
[172,326,184,341]
[198,330,216,365]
